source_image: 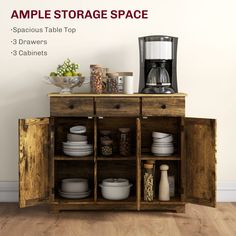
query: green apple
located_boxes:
[50,72,57,76]
[72,71,78,76]
[63,71,73,76]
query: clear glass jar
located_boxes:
[102,68,109,93]
[119,128,131,156]
[144,163,154,201]
[107,72,119,93]
[146,160,156,197]
[90,65,103,94]
[101,139,113,156]
[100,130,112,142]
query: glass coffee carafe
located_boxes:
[142,61,174,94]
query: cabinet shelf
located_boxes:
[141,197,182,205]
[97,155,136,161]
[141,153,180,161]
[54,155,94,161]
[96,196,136,204]
[54,196,94,204]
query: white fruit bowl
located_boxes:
[45,76,85,94]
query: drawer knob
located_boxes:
[115,104,121,109]
[69,104,74,109]
[161,104,166,109]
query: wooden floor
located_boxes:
[0,203,236,236]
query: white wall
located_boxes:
[0,0,236,201]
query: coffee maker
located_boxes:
[139,35,178,94]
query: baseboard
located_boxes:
[217,182,236,202]
[0,181,236,203]
[0,181,18,202]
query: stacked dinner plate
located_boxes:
[59,178,91,199]
[63,125,93,157]
[151,132,174,156]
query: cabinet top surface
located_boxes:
[48,93,187,98]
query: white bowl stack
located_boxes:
[151,132,174,156]
[63,126,93,157]
[59,178,91,199]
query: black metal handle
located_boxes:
[115,104,121,109]
[69,104,74,109]
[161,104,166,109]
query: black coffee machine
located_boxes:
[139,35,178,94]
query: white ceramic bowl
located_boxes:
[152,132,170,139]
[67,133,87,142]
[151,146,174,154]
[152,143,174,147]
[63,141,88,146]
[153,135,173,143]
[61,178,88,193]
[63,150,93,157]
[99,183,132,200]
[70,126,86,134]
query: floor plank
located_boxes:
[0,203,236,236]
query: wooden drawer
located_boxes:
[96,98,140,116]
[142,97,185,116]
[50,97,94,117]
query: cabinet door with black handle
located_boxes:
[184,117,216,207]
[19,117,51,208]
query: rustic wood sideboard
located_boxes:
[19,93,216,213]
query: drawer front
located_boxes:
[96,98,140,116]
[50,97,94,117]
[142,97,185,116]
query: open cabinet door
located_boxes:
[184,118,216,207]
[19,118,50,208]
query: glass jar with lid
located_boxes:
[144,163,154,201]
[119,128,131,156]
[101,139,113,156]
[107,72,119,94]
[146,160,156,197]
[90,64,103,94]
[102,68,109,93]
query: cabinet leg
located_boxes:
[176,205,185,213]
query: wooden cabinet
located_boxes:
[18,93,216,213]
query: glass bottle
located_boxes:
[118,128,131,156]
[146,160,156,197]
[144,163,154,201]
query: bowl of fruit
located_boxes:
[45,58,85,94]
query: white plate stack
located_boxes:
[151,132,174,156]
[59,178,91,199]
[63,126,93,157]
